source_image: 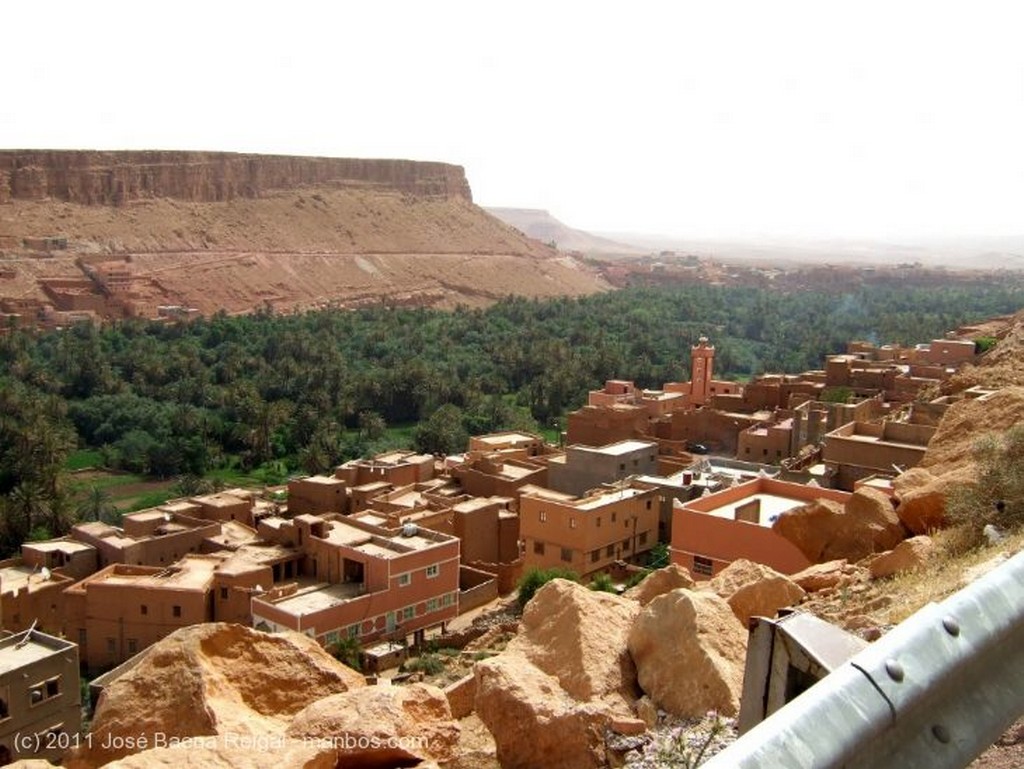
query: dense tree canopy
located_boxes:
[0,280,1021,552]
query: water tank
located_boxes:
[401,523,418,537]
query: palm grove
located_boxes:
[1,281,1021,555]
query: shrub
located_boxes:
[327,636,362,672]
[947,425,1024,535]
[589,572,617,593]
[405,653,445,676]
[516,566,578,609]
[624,569,652,589]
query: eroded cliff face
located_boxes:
[0,150,472,205]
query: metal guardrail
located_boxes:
[703,549,1024,769]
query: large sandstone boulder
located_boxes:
[473,580,644,769]
[869,536,937,579]
[509,578,640,704]
[623,563,696,606]
[790,559,866,592]
[627,589,747,718]
[773,487,906,563]
[893,467,972,534]
[66,623,365,768]
[707,559,806,626]
[475,653,623,769]
[97,739,337,768]
[287,683,460,765]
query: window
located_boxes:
[606,545,615,557]
[426,564,439,579]
[596,516,601,528]
[622,539,631,551]
[560,547,573,563]
[693,556,714,577]
[172,605,182,618]
[646,500,652,510]
[325,631,339,646]
[442,593,454,606]
[126,639,137,655]
[591,550,600,563]
[639,532,648,546]
[140,605,148,615]
[348,624,361,638]
[106,638,116,654]
[612,512,617,523]
[220,587,228,600]
[403,606,414,621]
[398,573,411,587]
[619,463,625,472]
[533,541,545,555]
[427,598,439,612]
[539,510,547,523]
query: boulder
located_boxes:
[893,467,964,534]
[789,559,866,593]
[474,653,621,769]
[869,536,937,579]
[707,559,806,626]
[472,580,644,768]
[509,578,640,705]
[287,682,460,765]
[96,739,337,768]
[623,563,696,606]
[773,488,906,564]
[627,589,747,718]
[66,623,365,768]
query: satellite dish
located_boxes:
[163,511,173,522]
[40,567,51,581]
[254,584,264,594]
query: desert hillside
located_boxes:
[486,207,646,256]
[0,151,609,317]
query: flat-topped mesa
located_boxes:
[0,150,473,205]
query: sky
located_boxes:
[3,1,1023,240]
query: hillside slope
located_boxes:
[0,151,609,316]
[486,207,646,255]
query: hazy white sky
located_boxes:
[3,1,1023,239]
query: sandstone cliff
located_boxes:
[0,150,471,205]
[0,151,609,315]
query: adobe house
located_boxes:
[671,477,851,577]
[565,403,649,447]
[63,555,221,670]
[288,474,348,515]
[450,452,548,499]
[0,560,75,636]
[467,431,547,458]
[822,419,936,490]
[0,629,81,764]
[251,516,460,649]
[335,450,435,488]
[520,481,661,580]
[547,439,659,497]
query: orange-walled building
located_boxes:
[520,482,660,579]
[671,477,850,577]
[336,451,435,488]
[251,516,459,648]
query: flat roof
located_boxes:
[294,475,344,486]
[270,581,366,614]
[192,492,250,508]
[0,630,74,672]
[0,565,70,595]
[702,492,807,526]
[22,539,95,555]
[574,439,657,457]
[474,432,538,445]
[575,486,649,510]
[98,557,219,590]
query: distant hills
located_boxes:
[485,207,646,256]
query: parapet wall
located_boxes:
[0,150,473,205]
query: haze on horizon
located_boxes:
[3,1,1022,243]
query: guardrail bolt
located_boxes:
[932,724,951,744]
[942,616,960,637]
[885,659,905,682]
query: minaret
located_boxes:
[690,336,715,406]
